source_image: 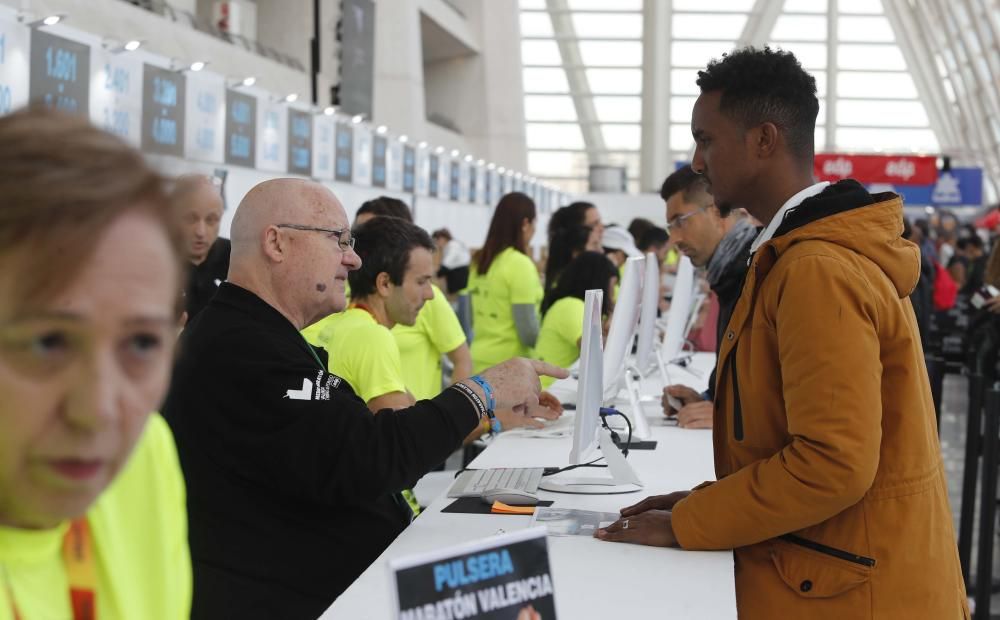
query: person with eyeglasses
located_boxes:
[657,165,758,430]
[162,178,567,619]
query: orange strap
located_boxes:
[4,519,96,620]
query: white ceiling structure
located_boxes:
[519,0,1000,202]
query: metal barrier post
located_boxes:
[960,372,985,586]
[974,385,1000,620]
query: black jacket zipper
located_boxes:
[780,534,877,567]
[729,342,744,440]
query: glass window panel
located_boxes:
[567,0,642,9]
[601,124,642,150]
[523,68,570,93]
[671,124,695,151]
[578,41,643,66]
[672,41,738,69]
[585,68,643,94]
[593,96,642,122]
[838,0,883,14]
[837,100,929,127]
[671,69,702,95]
[521,40,562,65]
[673,0,754,10]
[526,123,585,149]
[571,13,643,38]
[835,127,939,153]
[838,16,894,42]
[768,42,827,68]
[519,0,546,8]
[524,95,578,121]
[815,126,827,150]
[837,72,917,99]
[772,15,827,41]
[673,14,747,40]
[520,12,554,37]
[837,44,906,70]
[528,151,588,176]
[671,96,698,123]
[605,152,642,173]
[783,0,827,13]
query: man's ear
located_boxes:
[755,122,780,160]
[263,226,286,263]
[375,271,392,297]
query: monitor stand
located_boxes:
[537,427,643,495]
[619,365,653,440]
[656,348,684,411]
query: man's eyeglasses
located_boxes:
[665,207,707,234]
[276,223,355,251]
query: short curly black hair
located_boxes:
[697,46,819,159]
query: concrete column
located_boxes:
[639,0,671,192]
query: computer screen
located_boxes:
[662,255,694,363]
[634,252,661,374]
[601,256,645,402]
[569,289,604,465]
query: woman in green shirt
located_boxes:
[468,192,544,372]
[0,109,190,620]
[535,252,619,387]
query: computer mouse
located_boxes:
[480,488,539,506]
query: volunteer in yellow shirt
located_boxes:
[393,283,471,401]
[534,252,618,387]
[0,109,190,619]
[468,192,544,372]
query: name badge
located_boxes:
[389,527,557,619]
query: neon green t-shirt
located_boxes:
[314,307,406,403]
[468,247,543,372]
[0,414,191,620]
[392,284,467,401]
[534,297,585,388]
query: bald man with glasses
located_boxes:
[163,178,566,620]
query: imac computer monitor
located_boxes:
[634,251,662,374]
[662,255,694,364]
[602,255,645,402]
[538,288,643,495]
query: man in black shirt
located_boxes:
[163,178,564,619]
[173,174,230,319]
[658,165,758,429]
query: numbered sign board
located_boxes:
[287,108,312,176]
[141,64,185,156]
[30,30,90,115]
[224,89,256,167]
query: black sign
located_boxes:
[141,64,185,156]
[468,165,477,203]
[449,161,460,201]
[485,171,493,205]
[429,155,440,198]
[393,532,556,620]
[224,90,256,167]
[372,135,387,188]
[403,145,416,192]
[29,30,90,116]
[335,123,354,182]
[338,0,375,118]
[287,109,313,175]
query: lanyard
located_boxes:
[4,519,96,620]
[301,336,326,371]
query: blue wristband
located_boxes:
[469,375,501,433]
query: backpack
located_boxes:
[933,261,958,311]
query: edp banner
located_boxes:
[352,122,373,186]
[389,527,557,620]
[386,139,404,191]
[313,114,335,180]
[256,99,287,172]
[184,70,225,163]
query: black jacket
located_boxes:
[163,283,479,619]
[184,237,231,320]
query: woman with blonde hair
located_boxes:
[0,108,191,618]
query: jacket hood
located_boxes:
[767,179,920,299]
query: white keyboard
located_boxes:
[446,467,544,498]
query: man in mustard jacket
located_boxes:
[596,46,969,618]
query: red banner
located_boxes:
[814,154,938,185]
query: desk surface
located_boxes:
[320,353,736,619]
